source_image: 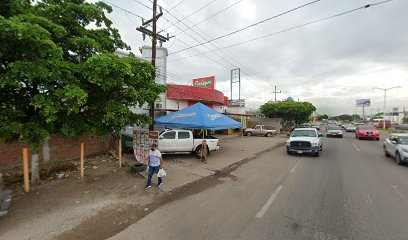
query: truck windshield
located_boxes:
[291,130,317,137]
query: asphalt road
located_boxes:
[109,131,408,240]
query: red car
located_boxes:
[355,125,380,140]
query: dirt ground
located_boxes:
[0,134,286,240]
[0,154,164,240]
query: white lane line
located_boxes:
[392,186,408,206]
[352,142,360,152]
[365,193,373,205]
[255,185,283,219]
[290,161,301,174]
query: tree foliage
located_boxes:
[0,0,166,150]
[318,114,329,121]
[260,101,316,128]
[330,114,354,122]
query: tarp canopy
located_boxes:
[154,102,242,130]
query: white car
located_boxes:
[345,125,356,132]
[384,134,408,165]
[286,128,323,157]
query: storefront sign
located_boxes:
[193,76,215,90]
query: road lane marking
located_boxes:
[365,193,373,205]
[351,142,360,151]
[392,186,408,206]
[255,185,283,218]
[290,161,301,174]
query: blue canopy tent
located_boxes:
[154,102,242,130]
[154,103,244,159]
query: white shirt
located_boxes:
[149,149,162,167]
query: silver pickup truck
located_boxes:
[244,125,277,137]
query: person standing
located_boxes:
[145,143,164,190]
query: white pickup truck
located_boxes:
[157,130,220,158]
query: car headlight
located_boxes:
[286,140,290,146]
[311,142,319,147]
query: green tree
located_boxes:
[0,0,166,181]
[318,114,329,121]
[331,114,353,122]
[260,101,316,130]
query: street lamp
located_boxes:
[373,86,401,129]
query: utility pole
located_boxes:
[373,86,401,129]
[272,86,281,102]
[230,68,241,100]
[136,0,170,131]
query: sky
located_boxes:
[100,0,408,116]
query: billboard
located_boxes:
[228,99,245,107]
[356,99,371,107]
[193,76,215,90]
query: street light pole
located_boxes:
[373,86,401,129]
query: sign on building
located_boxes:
[193,76,215,90]
[228,99,245,107]
[356,99,371,107]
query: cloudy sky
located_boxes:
[101,0,408,116]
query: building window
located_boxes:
[156,103,162,109]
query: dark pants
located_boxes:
[147,166,162,186]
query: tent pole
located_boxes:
[241,128,244,151]
[201,129,204,162]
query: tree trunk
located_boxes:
[43,137,50,162]
[31,153,40,183]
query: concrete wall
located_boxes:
[166,98,189,111]
[0,135,109,170]
[247,118,283,134]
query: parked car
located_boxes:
[286,128,323,157]
[355,125,380,140]
[244,125,276,137]
[383,134,408,164]
[311,124,320,130]
[157,129,219,158]
[345,125,356,132]
[326,126,343,138]
[0,173,12,217]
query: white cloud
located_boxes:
[104,0,408,116]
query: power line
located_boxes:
[169,0,322,56]
[102,0,145,19]
[131,0,282,93]
[156,0,273,87]
[106,1,269,98]
[161,0,219,32]
[173,0,246,36]
[167,0,394,59]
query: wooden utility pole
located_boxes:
[272,86,282,102]
[136,0,170,131]
[22,148,29,192]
